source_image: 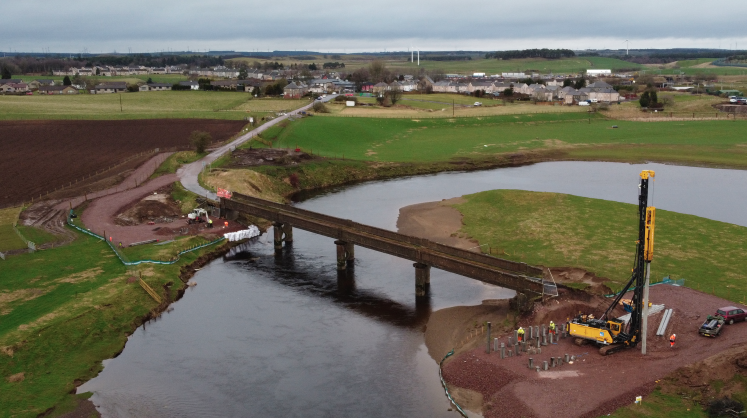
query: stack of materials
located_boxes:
[224,225,260,242]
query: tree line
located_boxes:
[486,49,576,60]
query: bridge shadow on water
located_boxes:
[223,240,433,330]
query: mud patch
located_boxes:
[115,185,182,226]
[57,268,103,284]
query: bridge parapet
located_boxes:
[222,193,545,296]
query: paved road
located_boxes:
[177,95,337,200]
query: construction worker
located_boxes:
[208,219,213,228]
[549,321,556,335]
[517,327,525,342]
[670,334,676,348]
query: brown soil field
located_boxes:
[0,119,246,207]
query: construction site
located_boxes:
[430,171,747,418]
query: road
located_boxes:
[177,95,337,200]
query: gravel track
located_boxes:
[443,284,747,418]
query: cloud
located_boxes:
[3,0,747,52]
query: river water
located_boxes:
[80,162,747,417]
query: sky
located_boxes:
[3,0,747,54]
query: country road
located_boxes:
[177,94,337,200]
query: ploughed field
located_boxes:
[0,119,245,207]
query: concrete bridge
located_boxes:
[221,193,551,299]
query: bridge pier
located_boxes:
[273,222,293,251]
[334,240,354,270]
[414,263,431,297]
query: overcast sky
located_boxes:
[4,0,747,53]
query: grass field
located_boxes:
[0,207,25,252]
[271,113,747,168]
[0,91,309,120]
[230,56,641,75]
[0,226,224,417]
[453,189,747,301]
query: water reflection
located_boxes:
[227,239,433,330]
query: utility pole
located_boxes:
[119,94,123,112]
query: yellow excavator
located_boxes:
[568,170,656,355]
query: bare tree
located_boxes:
[388,87,403,105]
[368,60,391,83]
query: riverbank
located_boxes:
[400,189,747,417]
[0,228,244,417]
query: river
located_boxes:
[79,162,747,417]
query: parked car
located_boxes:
[474,102,482,106]
[738,98,747,105]
[730,97,738,103]
[316,96,323,100]
[716,306,747,324]
[699,315,725,337]
[589,98,598,103]
[578,101,590,106]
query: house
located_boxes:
[0,82,29,93]
[419,75,434,90]
[283,82,308,98]
[309,79,338,94]
[39,85,78,95]
[372,82,389,95]
[471,81,493,94]
[587,81,613,90]
[139,83,172,92]
[564,90,589,105]
[211,80,239,90]
[95,66,113,76]
[150,67,167,74]
[28,79,55,90]
[588,88,619,102]
[178,80,199,90]
[432,80,456,93]
[95,82,128,93]
[361,82,374,92]
[238,79,262,93]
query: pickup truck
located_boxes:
[699,315,725,337]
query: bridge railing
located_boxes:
[227,193,543,277]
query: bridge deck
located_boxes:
[221,193,546,296]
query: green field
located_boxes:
[0,91,309,120]
[454,189,747,300]
[271,113,747,168]
[0,225,224,417]
[231,56,641,75]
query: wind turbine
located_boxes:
[624,40,629,55]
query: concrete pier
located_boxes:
[335,240,355,271]
[414,263,430,297]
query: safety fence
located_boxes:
[66,211,225,266]
[439,350,468,418]
[604,275,685,298]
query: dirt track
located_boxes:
[441,284,747,418]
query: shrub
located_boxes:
[289,173,299,188]
[189,131,212,154]
[312,102,329,113]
